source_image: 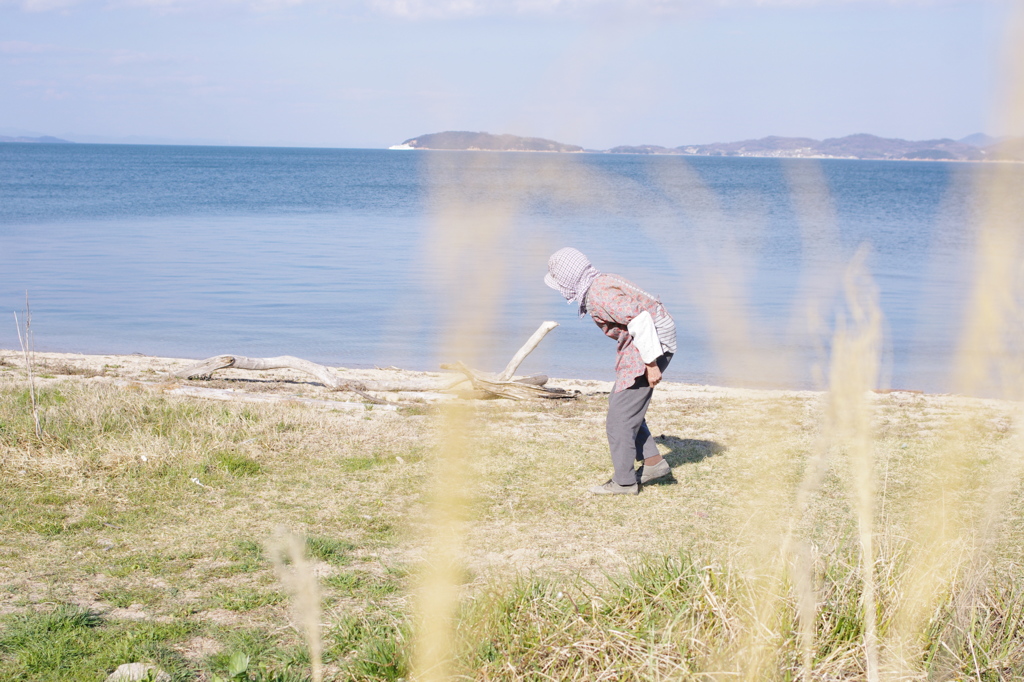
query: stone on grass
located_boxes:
[104,662,171,682]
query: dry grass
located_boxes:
[1,362,1022,680]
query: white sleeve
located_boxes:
[627,310,662,364]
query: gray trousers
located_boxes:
[606,354,671,486]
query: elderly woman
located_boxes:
[545,247,676,495]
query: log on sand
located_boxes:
[173,355,388,403]
[173,321,571,401]
[442,321,575,400]
[498,321,559,381]
[175,355,343,387]
[444,362,572,400]
[176,355,462,394]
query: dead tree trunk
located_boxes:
[175,355,347,387]
[173,354,391,403]
[497,320,559,381]
[172,319,569,402]
[443,321,573,400]
[446,362,571,400]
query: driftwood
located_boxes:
[173,355,387,403]
[173,320,568,402]
[175,355,469,395]
[445,362,572,400]
[176,355,344,387]
[498,321,559,381]
[443,321,574,400]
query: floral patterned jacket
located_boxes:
[585,274,671,392]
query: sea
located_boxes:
[0,143,1010,393]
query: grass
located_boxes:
[1,373,1022,680]
[0,605,195,682]
[210,450,264,477]
[211,587,287,612]
[304,537,357,565]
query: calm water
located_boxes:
[0,143,1004,392]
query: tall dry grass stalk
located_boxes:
[783,160,844,389]
[269,527,323,682]
[779,160,846,680]
[643,158,845,679]
[881,7,1024,678]
[650,160,798,388]
[826,247,882,681]
[410,152,521,682]
[13,292,42,440]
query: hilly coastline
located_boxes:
[0,135,74,144]
[391,131,583,153]
[394,130,1023,161]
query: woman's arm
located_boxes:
[645,361,662,386]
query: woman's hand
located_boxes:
[646,361,662,387]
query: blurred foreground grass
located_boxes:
[1,368,1022,681]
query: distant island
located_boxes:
[393,130,1023,161]
[391,131,583,153]
[0,135,73,144]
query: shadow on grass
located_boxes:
[646,436,725,485]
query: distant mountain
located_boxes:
[673,135,820,156]
[667,134,989,161]
[392,131,583,152]
[0,135,73,144]
[959,133,1005,148]
[606,145,671,155]
[394,131,1022,161]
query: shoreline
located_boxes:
[0,349,981,408]
[7,141,1019,163]
[0,349,824,402]
[387,147,1021,163]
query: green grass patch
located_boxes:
[210,651,311,682]
[101,551,199,579]
[0,604,195,682]
[211,587,286,612]
[208,629,313,681]
[336,456,379,473]
[209,450,264,477]
[363,519,396,545]
[211,540,267,575]
[322,570,399,599]
[304,536,355,565]
[326,613,408,681]
[98,585,166,610]
[396,404,436,417]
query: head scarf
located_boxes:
[544,247,601,318]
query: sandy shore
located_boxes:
[0,349,831,406]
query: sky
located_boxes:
[0,0,1015,149]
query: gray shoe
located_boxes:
[639,459,672,484]
[590,479,639,495]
